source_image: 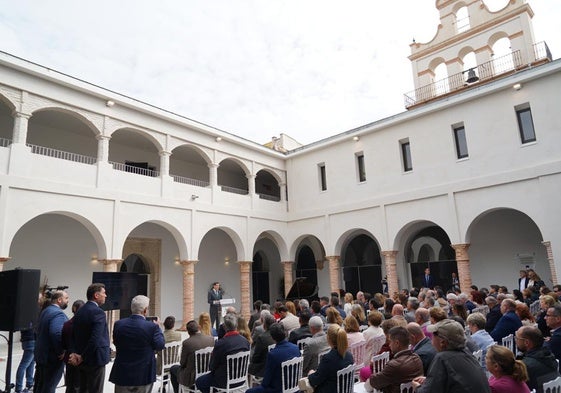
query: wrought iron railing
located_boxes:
[110,161,159,177]
[258,193,281,202]
[172,174,210,188]
[27,143,97,165]
[404,43,551,108]
[220,185,249,195]
[0,138,12,148]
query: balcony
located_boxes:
[404,42,552,108]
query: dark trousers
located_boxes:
[64,364,80,393]
[77,364,105,393]
[169,364,180,393]
[210,306,221,331]
[34,361,64,393]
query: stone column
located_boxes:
[208,163,218,188]
[542,241,558,285]
[100,259,121,272]
[281,261,294,297]
[159,150,171,177]
[247,174,255,196]
[0,257,10,272]
[238,261,252,320]
[279,182,286,202]
[451,243,472,293]
[180,260,197,327]
[325,256,341,294]
[12,112,31,144]
[381,251,398,296]
[96,135,110,163]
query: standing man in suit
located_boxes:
[518,270,529,292]
[246,323,301,393]
[34,290,69,393]
[170,320,215,393]
[109,295,165,393]
[421,267,435,289]
[196,313,250,393]
[69,283,110,393]
[208,282,223,331]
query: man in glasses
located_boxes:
[515,326,559,392]
[544,305,561,367]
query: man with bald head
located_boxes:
[490,298,522,342]
[406,323,436,375]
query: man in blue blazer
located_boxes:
[544,305,561,367]
[421,267,435,289]
[196,313,250,393]
[69,283,111,393]
[109,295,165,392]
[490,298,522,342]
[34,290,69,393]
[246,323,301,393]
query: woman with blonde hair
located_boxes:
[343,292,354,315]
[285,300,297,316]
[237,314,252,345]
[198,312,217,337]
[343,315,365,346]
[307,325,353,393]
[351,303,367,326]
[326,306,343,327]
[486,345,530,393]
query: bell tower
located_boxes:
[405,0,550,108]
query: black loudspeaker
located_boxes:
[0,269,41,331]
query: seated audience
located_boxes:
[490,299,522,342]
[249,313,276,378]
[302,316,329,376]
[288,310,312,344]
[343,315,365,347]
[466,312,495,368]
[406,322,436,375]
[486,345,530,393]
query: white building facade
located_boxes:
[0,0,559,325]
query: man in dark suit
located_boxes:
[69,283,110,393]
[208,282,223,331]
[109,295,165,392]
[249,312,276,378]
[34,290,69,393]
[196,313,250,393]
[288,310,312,344]
[544,305,561,367]
[170,320,215,393]
[406,322,436,375]
[484,296,502,333]
[246,323,301,393]
[518,270,529,292]
[421,267,435,289]
[490,299,522,342]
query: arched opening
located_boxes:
[295,246,318,294]
[217,159,248,195]
[28,109,98,164]
[492,37,514,75]
[255,169,281,201]
[405,226,456,290]
[467,208,548,289]
[252,251,270,304]
[434,62,450,95]
[341,234,382,295]
[170,145,210,187]
[456,6,470,33]
[0,97,14,143]
[109,128,161,177]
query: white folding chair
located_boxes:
[336,364,354,393]
[501,334,515,354]
[297,338,311,353]
[400,382,414,393]
[371,351,390,374]
[158,341,182,391]
[359,325,368,332]
[179,346,214,393]
[349,341,367,379]
[317,348,330,365]
[543,376,561,393]
[210,350,250,393]
[281,356,303,393]
[364,335,386,366]
[472,349,482,364]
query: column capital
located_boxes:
[325,255,340,263]
[381,250,398,262]
[451,243,471,260]
[96,134,111,141]
[246,174,256,180]
[0,257,11,262]
[12,111,31,120]
[450,243,470,252]
[179,259,198,266]
[542,240,551,248]
[159,150,172,157]
[99,258,122,265]
[208,163,219,169]
[281,261,294,266]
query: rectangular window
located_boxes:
[453,123,469,159]
[318,163,327,191]
[400,140,413,172]
[356,153,366,182]
[516,105,536,144]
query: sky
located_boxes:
[0,0,559,145]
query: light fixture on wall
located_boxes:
[191,194,199,200]
[224,257,230,266]
[513,83,522,91]
[174,256,180,265]
[106,100,115,107]
[215,136,222,142]
[91,254,98,264]
[353,136,360,142]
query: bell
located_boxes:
[466,68,479,83]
